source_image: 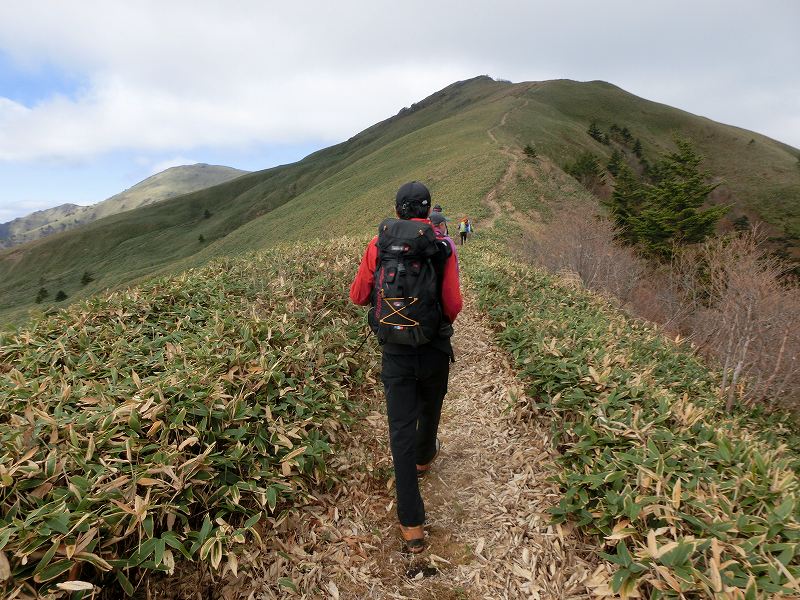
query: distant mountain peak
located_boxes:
[0,164,248,249]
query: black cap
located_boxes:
[395,181,431,208]
[430,212,448,225]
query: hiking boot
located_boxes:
[399,524,425,554]
[416,438,441,478]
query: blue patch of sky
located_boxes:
[0,51,87,106]
[0,140,329,223]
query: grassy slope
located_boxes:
[187,95,516,259]
[0,204,81,245]
[2,76,798,325]
[0,237,382,597]
[0,165,248,249]
[0,77,512,324]
[465,234,800,597]
[501,80,800,240]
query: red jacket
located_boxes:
[349,218,463,323]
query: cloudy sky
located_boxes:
[0,0,798,222]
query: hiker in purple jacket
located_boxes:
[430,212,457,263]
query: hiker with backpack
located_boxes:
[349,181,462,554]
[430,211,456,256]
[458,217,470,244]
[432,204,448,235]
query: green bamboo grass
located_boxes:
[465,237,800,599]
[0,237,380,597]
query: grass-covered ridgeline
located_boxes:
[464,238,800,598]
[0,237,380,597]
[5,77,799,326]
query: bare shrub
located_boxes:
[684,229,800,410]
[525,204,800,410]
[523,200,646,302]
[626,272,688,331]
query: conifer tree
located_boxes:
[566,152,605,193]
[587,121,604,143]
[80,271,95,286]
[632,138,643,158]
[629,139,727,259]
[607,149,625,177]
[35,287,49,303]
[733,215,751,231]
[605,164,645,245]
[55,290,68,302]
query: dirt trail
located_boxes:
[479,97,542,237]
[313,93,595,598]
[318,295,592,600]
[217,294,591,599]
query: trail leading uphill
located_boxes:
[322,100,594,599]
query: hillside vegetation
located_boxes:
[2,76,798,325]
[0,237,380,597]
[2,230,798,597]
[466,236,800,598]
[0,164,247,249]
[0,205,83,248]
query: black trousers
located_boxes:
[381,346,450,526]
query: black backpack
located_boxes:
[368,218,450,346]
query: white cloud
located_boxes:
[0,0,798,164]
[0,1,474,161]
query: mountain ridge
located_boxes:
[0,163,248,249]
[1,76,798,324]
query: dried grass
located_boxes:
[523,200,645,304]
[679,228,800,409]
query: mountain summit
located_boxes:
[0,164,248,249]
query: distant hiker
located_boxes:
[430,211,455,254]
[458,217,470,244]
[350,181,462,554]
[430,206,450,236]
[432,204,443,213]
[459,217,474,244]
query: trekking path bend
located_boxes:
[480,93,546,239]
[481,101,524,231]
